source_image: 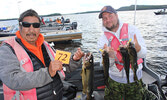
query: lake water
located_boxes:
[0,10,167,75]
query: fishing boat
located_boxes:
[40,20,78,31]
[0,19,78,37]
[154,9,167,15]
[0,29,82,43]
[0,25,18,37]
[64,58,167,100]
[0,58,166,100]
[0,21,82,43]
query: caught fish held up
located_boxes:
[81,52,94,100]
[119,45,130,83]
[101,50,110,87]
[127,42,138,81]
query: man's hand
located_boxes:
[49,60,62,77]
[103,44,115,58]
[133,34,141,52]
[73,48,84,61]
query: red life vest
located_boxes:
[104,23,143,71]
[2,37,65,100]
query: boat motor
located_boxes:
[72,22,77,30]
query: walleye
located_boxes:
[127,42,138,81]
[102,50,110,87]
[119,41,138,83]
[119,45,130,83]
[81,52,94,100]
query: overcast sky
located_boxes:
[0,0,167,19]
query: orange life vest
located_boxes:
[2,37,65,100]
[104,23,143,71]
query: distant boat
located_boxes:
[0,23,82,43]
[0,18,82,42]
[154,9,167,15]
[0,25,18,37]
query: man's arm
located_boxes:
[65,56,82,73]
[0,44,53,91]
[65,48,83,73]
[128,25,147,59]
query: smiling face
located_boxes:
[102,12,119,32]
[19,16,40,46]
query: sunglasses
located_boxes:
[20,22,40,28]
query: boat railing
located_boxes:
[142,58,166,100]
[9,25,19,33]
[142,58,161,85]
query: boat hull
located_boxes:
[154,12,167,15]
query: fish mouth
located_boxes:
[127,42,135,48]
[84,52,92,61]
[83,52,93,67]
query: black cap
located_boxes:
[99,5,117,19]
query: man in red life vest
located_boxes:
[97,5,147,100]
[0,9,84,100]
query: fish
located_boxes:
[102,50,110,87]
[127,42,138,82]
[119,45,130,83]
[81,52,94,100]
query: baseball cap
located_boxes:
[99,5,117,19]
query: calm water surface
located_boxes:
[0,10,167,75]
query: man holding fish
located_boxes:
[97,5,147,100]
[0,9,84,100]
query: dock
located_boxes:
[0,30,82,43]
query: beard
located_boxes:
[105,20,119,32]
[106,25,116,31]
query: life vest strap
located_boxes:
[120,38,129,42]
[115,61,124,66]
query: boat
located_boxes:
[40,19,78,31]
[0,58,166,100]
[0,29,82,43]
[154,9,167,15]
[0,59,167,100]
[64,58,167,100]
[0,25,18,37]
[0,20,82,43]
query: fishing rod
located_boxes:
[134,0,137,25]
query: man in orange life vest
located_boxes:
[0,9,84,100]
[97,5,147,100]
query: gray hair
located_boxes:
[18,9,41,23]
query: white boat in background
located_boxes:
[0,20,82,43]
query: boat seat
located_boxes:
[142,71,157,84]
